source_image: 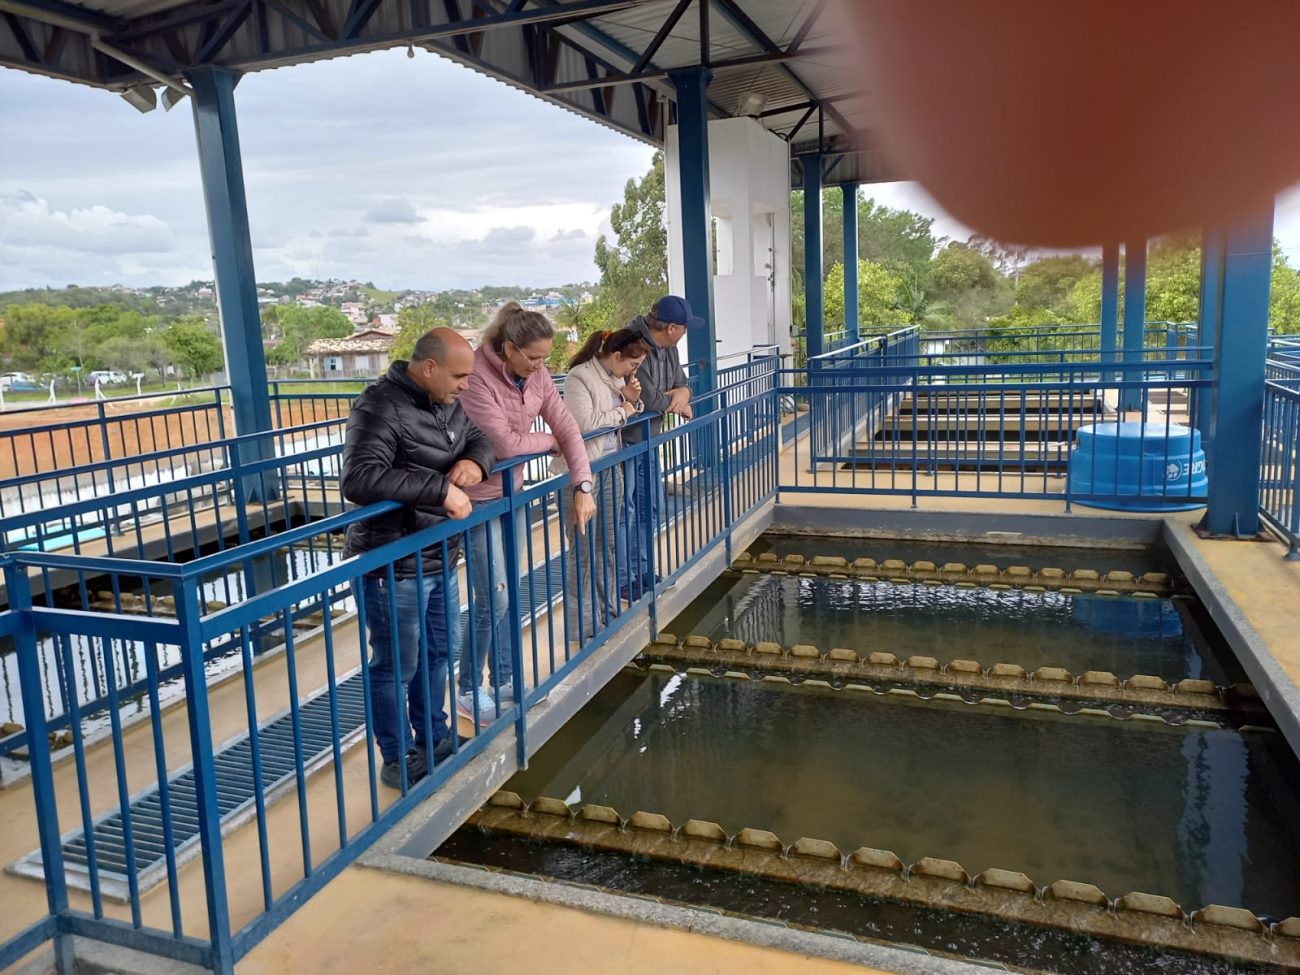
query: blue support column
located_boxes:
[1100,241,1119,373]
[669,68,717,397]
[1201,201,1274,537]
[1120,238,1147,411]
[841,183,859,344]
[802,154,824,360]
[1195,228,1224,447]
[187,67,273,445]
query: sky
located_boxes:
[5,47,1300,293]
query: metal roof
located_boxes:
[0,0,887,186]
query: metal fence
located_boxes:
[5,335,1299,972]
[1262,379,1300,559]
[0,367,778,974]
[785,355,1211,507]
[919,321,1199,362]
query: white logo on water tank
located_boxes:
[1165,462,1181,481]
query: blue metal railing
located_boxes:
[0,362,779,974]
[784,355,1212,506]
[805,326,921,465]
[6,338,1298,972]
[919,321,1200,361]
[1261,379,1300,559]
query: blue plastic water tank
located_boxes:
[1068,421,1207,511]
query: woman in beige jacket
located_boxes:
[553,328,651,643]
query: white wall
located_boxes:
[665,117,792,363]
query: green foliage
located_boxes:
[823,260,911,329]
[1013,255,1094,313]
[593,151,667,328]
[162,320,224,379]
[1269,249,1300,334]
[1145,235,1201,322]
[791,189,938,287]
[389,305,450,361]
[261,304,352,364]
[925,243,1012,324]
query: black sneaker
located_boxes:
[380,748,428,790]
[431,732,465,765]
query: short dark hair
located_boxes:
[410,329,447,364]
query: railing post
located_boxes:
[639,439,658,637]
[97,401,123,539]
[1100,242,1120,381]
[7,559,75,974]
[719,389,734,563]
[1120,239,1147,412]
[172,581,236,975]
[501,476,528,769]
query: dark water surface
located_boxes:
[437,829,1293,975]
[508,672,1300,920]
[670,572,1245,684]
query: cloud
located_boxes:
[0,190,174,255]
[364,197,422,224]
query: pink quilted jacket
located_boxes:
[459,342,593,502]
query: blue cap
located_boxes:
[653,295,706,331]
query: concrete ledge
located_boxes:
[769,505,1163,550]
[1162,520,1300,755]
[11,935,209,975]
[377,857,1004,975]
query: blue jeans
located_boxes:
[363,571,460,765]
[624,453,662,588]
[459,506,528,696]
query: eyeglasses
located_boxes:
[508,343,549,365]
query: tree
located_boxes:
[163,320,224,380]
[593,151,667,328]
[389,305,449,361]
[263,305,351,366]
[2,302,75,369]
[791,189,938,287]
[925,243,1012,325]
[823,260,911,329]
[1271,252,1300,334]
[1014,255,1094,314]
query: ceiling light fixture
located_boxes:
[161,86,188,111]
[737,91,768,117]
[120,85,159,113]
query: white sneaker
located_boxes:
[456,687,498,722]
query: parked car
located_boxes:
[0,373,38,392]
[87,370,128,385]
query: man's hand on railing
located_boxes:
[448,458,484,488]
[443,483,472,520]
[666,387,691,416]
[573,490,595,535]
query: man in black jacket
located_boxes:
[342,328,493,789]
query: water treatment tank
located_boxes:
[1068,421,1207,511]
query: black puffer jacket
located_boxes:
[342,361,495,578]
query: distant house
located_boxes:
[341,302,368,325]
[305,327,396,378]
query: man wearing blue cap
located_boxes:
[620,295,705,599]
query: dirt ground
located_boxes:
[0,397,348,481]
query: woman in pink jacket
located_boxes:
[456,302,595,725]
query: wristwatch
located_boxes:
[576,480,594,495]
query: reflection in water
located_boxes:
[674,573,1210,681]
[510,672,1300,919]
[750,534,1166,577]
